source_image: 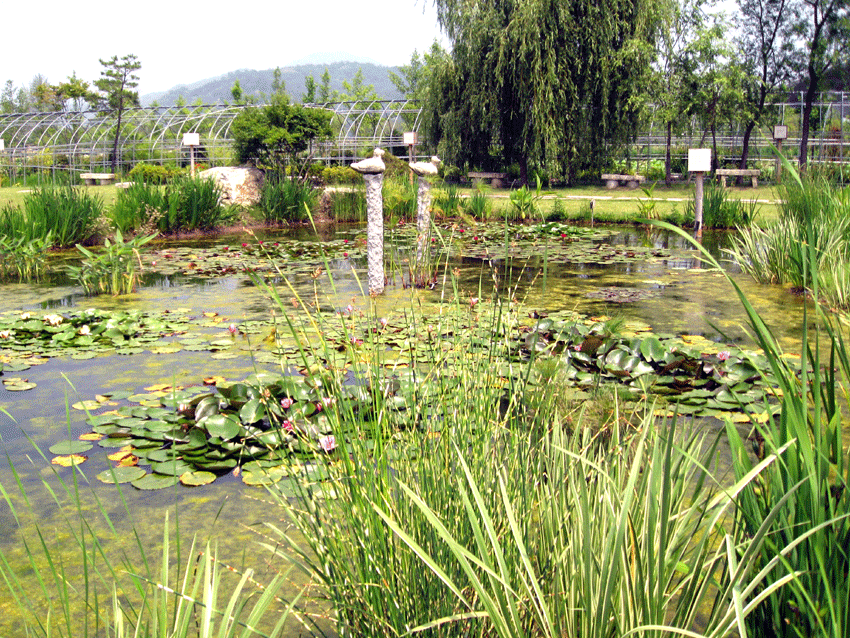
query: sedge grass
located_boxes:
[248,211,799,637]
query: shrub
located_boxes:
[159,176,233,232]
[433,184,463,218]
[691,181,759,228]
[112,181,167,233]
[321,165,360,185]
[259,174,319,224]
[128,163,184,184]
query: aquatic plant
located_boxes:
[726,158,850,308]
[259,173,319,224]
[67,230,157,295]
[509,175,543,220]
[0,232,53,281]
[0,185,104,246]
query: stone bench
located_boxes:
[468,171,508,188]
[80,172,116,186]
[715,168,760,188]
[601,173,645,189]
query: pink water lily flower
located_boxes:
[280,397,294,409]
[228,323,239,335]
[318,435,336,452]
[717,350,730,361]
[282,420,295,433]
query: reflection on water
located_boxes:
[0,224,820,635]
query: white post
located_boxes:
[182,133,200,178]
[688,149,711,239]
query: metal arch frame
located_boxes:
[0,101,427,177]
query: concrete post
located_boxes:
[351,149,387,295]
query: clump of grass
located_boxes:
[726,158,850,308]
[112,176,231,234]
[0,185,104,246]
[260,174,319,224]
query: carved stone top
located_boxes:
[409,155,441,177]
[351,148,386,174]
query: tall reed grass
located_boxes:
[0,185,104,246]
[111,177,232,234]
[659,218,850,637]
[260,174,319,224]
[726,158,850,308]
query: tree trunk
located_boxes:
[799,84,817,171]
[738,122,755,186]
[111,104,122,174]
[665,121,673,187]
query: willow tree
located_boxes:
[429,0,657,183]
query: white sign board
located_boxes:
[0,139,4,151]
[688,148,711,172]
[773,125,788,140]
[182,132,200,146]
[403,131,418,146]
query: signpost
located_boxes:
[773,125,788,184]
[182,132,200,177]
[688,149,711,238]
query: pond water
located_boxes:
[0,222,817,635]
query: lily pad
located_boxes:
[96,466,147,484]
[49,440,93,455]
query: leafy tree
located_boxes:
[271,67,287,101]
[1,80,17,114]
[318,68,336,103]
[230,97,333,170]
[389,41,450,134]
[431,0,657,184]
[794,0,849,169]
[57,72,93,112]
[683,23,747,172]
[637,0,707,184]
[339,68,377,104]
[303,74,317,103]
[91,54,141,173]
[231,80,245,105]
[735,0,798,171]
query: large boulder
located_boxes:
[199,166,264,207]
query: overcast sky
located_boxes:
[4,0,446,95]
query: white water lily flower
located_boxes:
[43,314,63,326]
[20,312,31,320]
[0,330,11,339]
[78,325,90,336]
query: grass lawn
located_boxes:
[0,184,123,210]
[0,181,783,227]
[459,182,783,225]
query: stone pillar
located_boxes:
[351,149,387,295]
[364,172,385,295]
[415,177,432,266]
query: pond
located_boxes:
[0,221,814,635]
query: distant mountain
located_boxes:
[141,61,403,107]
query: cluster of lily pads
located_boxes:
[47,300,791,490]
